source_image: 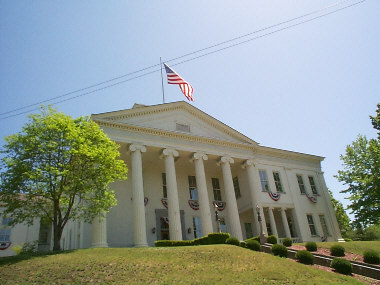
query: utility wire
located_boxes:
[0,0,366,121]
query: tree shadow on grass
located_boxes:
[0,250,75,266]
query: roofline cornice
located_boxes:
[91,101,259,146]
[93,119,255,151]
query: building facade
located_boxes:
[0,101,343,255]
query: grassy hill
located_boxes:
[0,245,365,284]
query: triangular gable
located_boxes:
[91,101,259,146]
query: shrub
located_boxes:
[295,250,314,265]
[207,232,230,244]
[226,236,240,246]
[282,238,292,247]
[240,241,247,248]
[267,235,278,244]
[193,236,209,245]
[305,241,317,252]
[344,238,352,242]
[271,244,288,257]
[331,258,353,275]
[363,250,380,264]
[246,240,261,251]
[245,236,260,243]
[330,245,345,257]
[155,240,194,247]
[12,241,38,255]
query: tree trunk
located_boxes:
[53,224,63,251]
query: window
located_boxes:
[219,218,227,233]
[259,170,270,192]
[188,176,198,200]
[212,178,222,201]
[296,174,306,194]
[162,173,167,198]
[233,177,241,199]
[319,215,330,236]
[307,214,317,236]
[176,123,190,132]
[0,217,12,242]
[308,176,318,195]
[273,172,283,192]
[244,223,253,239]
[192,217,202,238]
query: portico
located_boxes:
[88,101,343,249]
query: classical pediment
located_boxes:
[91,101,258,146]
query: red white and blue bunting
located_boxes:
[213,201,226,211]
[0,242,11,250]
[144,197,148,206]
[268,192,280,201]
[161,198,168,209]
[162,217,169,225]
[188,200,199,210]
[306,194,317,203]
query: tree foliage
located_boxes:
[328,190,351,233]
[336,104,380,228]
[0,107,127,251]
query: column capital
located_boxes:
[217,156,234,166]
[241,159,255,169]
[191,152,208,162]
[161,148,179,158]
[129,144,146,153]
[281,207,287,212]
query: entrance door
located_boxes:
[155,209,186,241]
[160,217,170,240]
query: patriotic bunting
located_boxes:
[306,194,317,203]
[161,198,168,209]
[188,200,200,210]
[268,191,281,201]
[213,201,226,211]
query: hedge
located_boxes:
[271,244,288,257]
[226,236,240,246]
[295,250,314,265]
[305,241,317,252]
[330,258,353,275]
[267,235,278,244]
[282,238,292,247]
[330,245,345,257]
[155,232,231,247]
[246,240,261,251]
[363,250,380,264]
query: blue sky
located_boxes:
[1,1,379,218]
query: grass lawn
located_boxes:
[0,245,364,284]
[298,241,380,256]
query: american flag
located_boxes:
[163,63,194,101]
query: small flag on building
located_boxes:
[163,63,194,102]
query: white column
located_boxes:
[242,159,261,236]
[92,214,108,248]
[281,208,291,238]
[129,144,148,247]
[161,148,182,241]
[192,153,213,235]
[268,207,278,237]
[218,156,243,240]
[317,172,344,242]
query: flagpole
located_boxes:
[160,57,165,104]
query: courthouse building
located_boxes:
[1,101,343,255]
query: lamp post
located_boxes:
[256,204,267,244]
[213,203,221,233]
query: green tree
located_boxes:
[0,107,127,251]
[336,105,380,228]
[328,190,351,234]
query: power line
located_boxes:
[0,0,366,121]
[0,0,360,118]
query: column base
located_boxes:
[92,242,109,248]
